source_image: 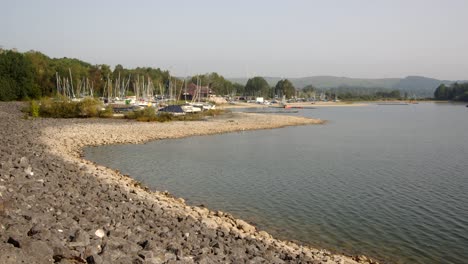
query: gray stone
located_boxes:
[19,157,29,168]
[236,219,256,233]
[201,218,218,229]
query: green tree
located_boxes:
[301,84,317,99]
[232,83,245,96]
[89,64,112,97]
[190,72,235,96]
[435,83,468,101]
[244,77,270,98]
[434,84,448,100]
[25,50,55,97]
[389,89,401,98]
[0,50,38,100]
[274,79,296,99]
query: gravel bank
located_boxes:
[0,102,379,264]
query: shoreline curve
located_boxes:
[0,102,380,264]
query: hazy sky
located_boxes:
[1,0,468,79]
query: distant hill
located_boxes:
[392,76,453,97]
[228,76,401,88]
[228,76,462,97]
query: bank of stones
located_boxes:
[0,102,378,264]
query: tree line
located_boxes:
[244,77,296,98]
[1,48,424,102]
[0,49,304,101]
[434,83,468,101]
[0,49,173,101]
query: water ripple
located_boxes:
[85,103,468,264]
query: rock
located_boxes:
[7,237,21,248]
[248,256,267,263]
[24,165,33,176]
[0,244,38,264]
[258,231,271,240]
[84,244,102,258]
[355,255,369,262]
[19,157,29,168]
[22,240,54,261]
[68,241,88,248]
[94,229,105,238]
[72,230,90,246]
[235,219,256,233]
[201,218,218,229]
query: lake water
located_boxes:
[85,103,468,264]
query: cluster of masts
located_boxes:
[191,76,204,103]
[56,69,95,100]
[103,72,131,100]
[55,69,177,103]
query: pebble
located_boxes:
[94,229,105,238]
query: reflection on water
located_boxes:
[85,103,468,264]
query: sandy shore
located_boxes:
[286,102,368,107]
[0,102,379,264]
[221,102,368,109]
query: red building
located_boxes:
[181,83,214,100]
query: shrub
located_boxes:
[125,107,160,122]
[30,100,40,117]
[204,109,224,117]
[125,107,226,122]
[34,96,103,118]
[98,105,114,118]
[125,107,179,122]
[77,97,102,117]
[155,112,174,122]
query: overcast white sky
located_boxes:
[1,0,468,80]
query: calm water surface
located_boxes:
[85,103,468,264]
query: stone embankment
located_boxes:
[0,102,379,264]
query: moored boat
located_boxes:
[158,105,186,116]
[181,104,202,113]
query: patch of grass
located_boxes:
[174,109,226,121]
[125,107,161,122]
[77,97,102,117]
[204,109,224,117]
[155,112,174,122]
[30,100,40,117]
[125,107,226,122]
[25,96,103,118]
[98,105,114,118]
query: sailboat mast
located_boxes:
[68,68,75,99]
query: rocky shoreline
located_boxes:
[0,102,379,264]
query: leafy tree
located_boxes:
[0,77,16,101]
[245,77,270,98]
[434,84,448,100]
[89,64,112,96]
[301,84,317,98]
[375,89,401,99]
[190,72,235,96]
[232,83,245,96]
[434,82,468,101]
[52,57,92,81]
[25,50,55,97]
[274,79,296,99]
[112,64,126,80]
[0,50,38,100]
